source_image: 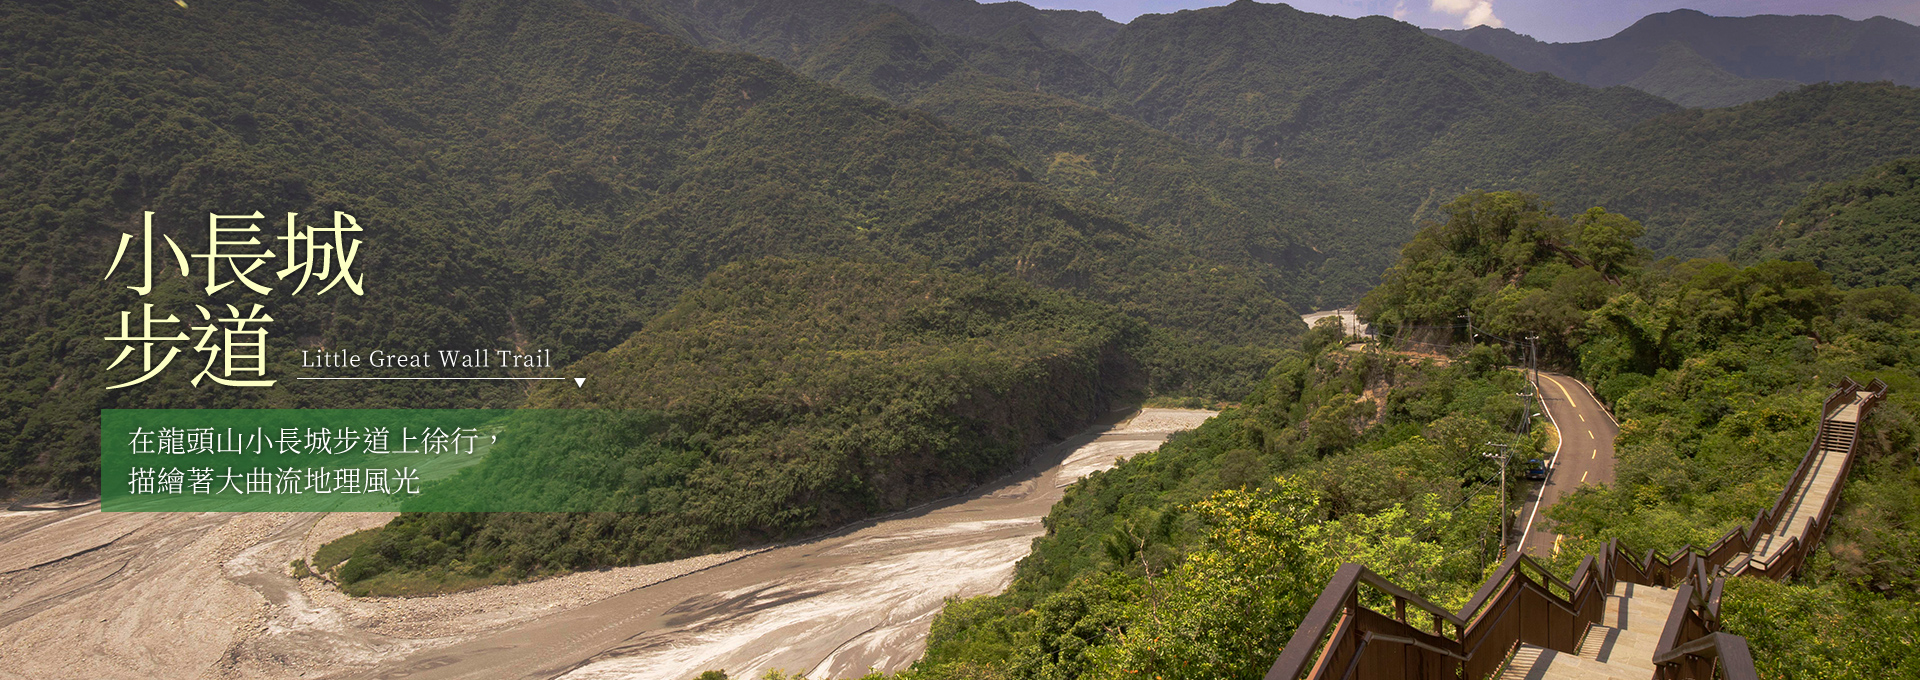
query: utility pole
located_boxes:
[1484,441,1512,556]
[1528,335,1539,401]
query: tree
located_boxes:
[1571,206,1646,282]
[1089,479,1323,680]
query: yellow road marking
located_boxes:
[1591,449,1597,459]
[1546,375,1577,404]
[1579,414,1586,422]
[1580,471,1589,483]
[1588,430,1594,439]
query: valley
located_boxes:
[0,410,1212,680]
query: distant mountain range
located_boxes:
[618,0,1920,258]
[8,0,1920,497]
[1428,9,1920,108]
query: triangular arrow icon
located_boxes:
[573,377,585,387]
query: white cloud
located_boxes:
[1392,1,1408,19]
[1429,0,1503,28]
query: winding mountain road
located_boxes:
[1516,373,1619,558]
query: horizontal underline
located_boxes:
[295,377,569,381]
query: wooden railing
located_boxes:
[1267,378,1886,680]
[1732,377,1885,579]
[1267,552,1607,680]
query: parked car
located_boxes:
[1524,458,1547,480]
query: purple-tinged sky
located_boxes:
[1026,0,1920,43]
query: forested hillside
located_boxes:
[869,0,1120,52]
[8,0,1918,670]
[1531,83,1920,258]
[606,0,1413,307]
[1089,2,1678,196]
[1078,3,1920,259]
[1738,155,1920,290]
[1431,10,1920,108]
[901,319,1540,680]
[1357,191,1639,362]
[631,0,1920,272]
[0,0,1298,495]
[1365,191,1920,678]
[892,191,1920,679]
[322,259,1145,595]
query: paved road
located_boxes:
[1300,308,1370,337]
[347,409,1213,680]
[1516,373,1618,558]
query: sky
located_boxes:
[1023,0,1920,43]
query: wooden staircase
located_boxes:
[1501,582,1677,679]
[1741,393,1869,571]
[1268,378,1887,680]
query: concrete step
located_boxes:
[1599,599,1673,635]
[1602,584,1679,635]
[1576,623,1662,673]
[1501,644,1648,680]
[1719,552,1750,576]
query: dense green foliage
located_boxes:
[1090,2,1678,200]
[1358,191,1641,362]
[0,0,1301,495]
[615,0,1410,308]
[642,0,1920,281]
[1531,83,1920,258]
[1739,156,1920,290]
[1431,10,1920,108]
[1542,266,1907,549]
[898,0,1920,267]
[867,0,1120,53]
[1614,42,1799,109]
[897,334,1542,679]
[895,185,1920,679]
[1721,576,1920,678]
[1358,189,1920,677]
[11,6,1920,671]
[1545,285,1920,672]
[327,259,1145,594]
[911,82,1406,309]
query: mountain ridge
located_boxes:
[0,0,1297,493]
[1428,9,1920,107]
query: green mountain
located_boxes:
[603,0,1670,305]
[1739,156,1920,290]
[914,0,1920,264]
[1087,1,1680,199]
[1529,82,1920,257]
[869,0,1121,53]
[14,0,1920,500]
[0,0,1296,494]
[1429,10,1920,108]
[910,80,1405,307]
[614,0,1419,310]
[621,0,1920,286]
[1618,41,1801,109]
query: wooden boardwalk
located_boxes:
[1501,582,1680,680]
[1745,390,1872,568]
